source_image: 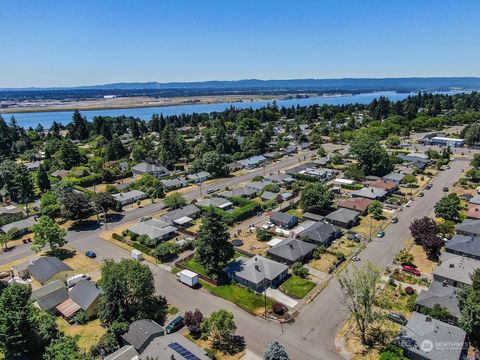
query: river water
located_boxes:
[1,91,464,129]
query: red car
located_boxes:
[402,265,421,276]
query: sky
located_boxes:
[1,0,480,87]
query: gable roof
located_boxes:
[1,216,37,233]
[382,172,405,182]
[398,312,466,360]
[225,256,288,285]
[366,179,398,190]
[31,280,68,311]
[261,191,279,201]
[196,197,233,209]
[325,208,360,224]
[161,204,200,224]
[161,177,187,188]
[128,221,176,240]
[469,195,480,205]
[218,187,257,198]
[351,186,387,199]
[141,332,210,360]
[446,234,480,258]
[69,280,102,311]
[456,219,480,236]
[337,198,373,212]
[121,319,164,352]
[433,252,480,286]
[27,257,73,284]
[267,239,316,262]
[104,345,138,360]
[187,171,211,181]
[270,212,297,224]
[297,221,338,245]
[132,162,169,176]
[416,281,460,319]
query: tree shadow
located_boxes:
[68,220,101,231]
[47,248,76,260]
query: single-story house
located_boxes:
[113,190,147,206]
[365,179,399,193]
[445,234,480,260]
[398,154,431,170]
[24,161,41,171]
[245,181,272,194]
[161,177,188,190]
[31,280,68,311]
[415,281,460,323]
[121,319,165,354]
[0,205,24,217]
[469,195,480,206]
[187,171,211,183]
[466,203,480,220]
[302,212,325,222]
[1,216,37,235]
[283,145,297,155]
[280,192,294,202]
[27,256,74,285]
[224,255,288,292]
[337,198,373,215]
[351,186,388,201]
[57,280,103,319]
[297,220,339,245]
[50,170,71,179]
[270,212,298,229]
[267,173,295,185]
[267,238,316,265]
[238,155,267,169]
[128,219,177,243]
[456,219,480,236]
[131,162,170,178]
[382,172,405,184]
[325,208,360,229]
[397,312,466,360]
[105,345,139,360]
[261,191,282,203]
[432,252,480,288]
[227,161,243,172]
[161,204,201,227]
[218,187,257,199]
[196,197,233,210]
[141,332,210,360]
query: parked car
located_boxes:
[446,165,450,169]
[347,233,362,242]
[67,274,90,288]
[390,217,398,224]
[443,187,449,192]
[402,265,421,276]
[351,256,361,262]
[387,312,407,325]
[85,251,97,258]
[206,188,220,194]
[376,231,385,238]
[426,183,432,189]
[166,315,184,334]
[418,192,424,197]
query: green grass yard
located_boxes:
[280,275,316,299]
[201,281,273,314]
[183,252,245,278]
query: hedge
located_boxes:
[340,183,364,190]
[291,173,319,182]
[132,242,153,255]
[70,173,103,187]
[112,233,125,242]
[231,202,261,222]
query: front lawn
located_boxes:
[201,281,273,314]
[280,275,316,299]
[183,252,245,278]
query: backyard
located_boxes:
[56,318,106,352]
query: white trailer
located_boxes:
[131,249,143,260]
[176,269,199,288]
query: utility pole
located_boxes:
[369,216,373,242]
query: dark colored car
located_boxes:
[418,192,424,197]
[443,187,449,192]
[390,217,398,224]
[387,312,407,325]
[85,251,97,259]
[426,183,432,189]
[166,315,184,334]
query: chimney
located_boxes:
[449,263,455,268]
[443,280,448,287]
[255,265,260,272]
[425,316,432,322]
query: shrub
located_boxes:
[132,242,152,255]
[112,233,125,242]
[72,310,89,325]
[272,302,285,315]
[336,252,346,261]
[256,227,273,242]
[291,262,309,279]
[404,286,415,295]
[153,242,179,263]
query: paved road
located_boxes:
[0,152,468,359]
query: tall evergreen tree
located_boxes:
[264,341,290,360]
[37,164,51,192]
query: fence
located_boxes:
[175,254,218,286]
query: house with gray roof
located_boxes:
[224,255,288,292]
[196,197,233,210]
[351,186,388,200]
[267,238,316,265]
[0,215,37,235]
[141,332,210,360]
[69,280,103,317]
[160,177,188,190]
[456,219,480,236]
[104,345,138,360]
[238,155,267,169]
[113,190,146,206]
[382,172,405,184]
[267,173,295,185]
[128,219,177,243]
[270,212,298,229]
[187,171,211,183]
[160,204,201,227]
[297,220,339,245]
[397,312,466,360]
[432,252,480,288]
[132,162,170,178]
[27,256,73,285]
[469,195,480,205]
[121,319,165,353]
[325,208,360,229]
[415,281,460,323]
[261,191,282,202]
[245,181,272,194]
[31,280,68,311]
[445,234,480,260]
[218,187,257,199]
[0,205,24,217]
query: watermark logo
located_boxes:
[421,339,433,353]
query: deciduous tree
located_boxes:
[299,182,334,212]
[434,193,462,222]
[409,217,442,256]
[164,192,187,210]
[32,215,66,253]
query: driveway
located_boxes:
[265,288,298,309]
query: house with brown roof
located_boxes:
[466,203,480,220]
[365,179,398,193]
[337,198,373,215]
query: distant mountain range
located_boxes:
[2,77,480,92]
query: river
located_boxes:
[2,91,465,129]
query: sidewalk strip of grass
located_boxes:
[201,280,273,314]
[280,275,316,299]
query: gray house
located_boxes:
[382,172,405,184]
[161,204,201,227]
[297,221,339,246]
[1,216,37,235]
[128,219,177,243]
[132,162,170,178]
[270,212,298,229]
[224,256,288,292]
[397,312,466,360]
[325,208,360,229]
[218,187,257,199]
[456,219,480,236]
[68,280,103,317]
[113,190,146,206]
[161,177,188,190]
[187,171,211,183]
[267,238,316,265]
[121,319,165,354]
[415,281,460,323]
[351,186,388,200]
[432,252,479,288]
[445,234,480,260]
[31,280,68,311]
[27,256,73,285]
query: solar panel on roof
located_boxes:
[168,342,201,360]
